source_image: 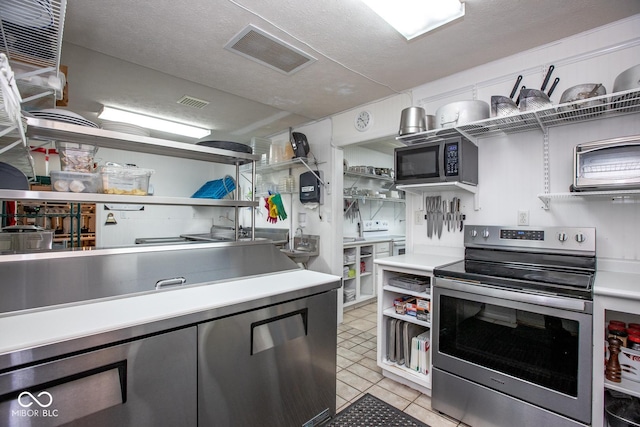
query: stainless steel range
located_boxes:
[432,225,596,427]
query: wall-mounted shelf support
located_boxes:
[541,131,550,210]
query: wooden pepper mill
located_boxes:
[605,336,622,383]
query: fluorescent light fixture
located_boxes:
[361,0,465,40]
[98,106,211,139]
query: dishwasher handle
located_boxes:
[155,277,187,290]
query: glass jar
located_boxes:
[608,322,628,348]
[628,333,640,351]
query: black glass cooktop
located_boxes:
[434,248,596,299]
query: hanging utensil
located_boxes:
[427,196,434,239]
[547,77,560,97]
[541,65,555,91]
[436,196,444,239]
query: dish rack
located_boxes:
[0,0,67,108]
[0,53,34,179]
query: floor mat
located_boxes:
[324,393,430,427]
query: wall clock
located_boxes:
[354,110,372,132]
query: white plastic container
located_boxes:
[101,164,154,195]
[51,170,101,193]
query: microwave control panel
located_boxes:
[444,142,459,176]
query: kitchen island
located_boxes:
[0,241,341,427]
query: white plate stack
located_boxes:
[344,288,356,302]
[29,109,98,128]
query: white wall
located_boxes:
[404,15,640,260]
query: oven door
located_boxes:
[433,278,592,425]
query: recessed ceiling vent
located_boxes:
[224,24,316,75]
[177,95,210,109]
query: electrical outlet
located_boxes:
[518,210,529,226]
[415,210,424,225]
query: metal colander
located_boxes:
[491,95,518,117]
[518,88,552,112]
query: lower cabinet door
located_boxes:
[0,327,197,427]
[198,290,337,427]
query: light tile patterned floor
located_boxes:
[337,300,468,427]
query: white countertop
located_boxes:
[374,253,461,272]
[594,258,640,301]
[0,269,340,357]
[343,235,405,245]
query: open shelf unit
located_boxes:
[342,242,377,308]
[593,296,640,427]
[0,116,260,246]
[376,263,434,395]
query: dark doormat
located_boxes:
[323,393,430,427]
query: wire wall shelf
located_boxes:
[398,88,640,145]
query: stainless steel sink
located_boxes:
[280,235,319,264]
[182,226,289,244]
[343,236,365,243]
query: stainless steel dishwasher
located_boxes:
[198,289,337,427]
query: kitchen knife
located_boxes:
[453,197,459,231]
[437,197,443,239]
[457,198,463,231]
[426,196,432,238]
[425,197,430,238]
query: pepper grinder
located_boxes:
[605,336,622,383]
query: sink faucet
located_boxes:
[218,215,234,226]
[296,227,309,247]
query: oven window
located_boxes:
[438,295,579,397]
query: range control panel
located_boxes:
[464,225,596,253]
[500,229,544,241]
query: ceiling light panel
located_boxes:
[362,0,465,40]
[98,106,211,139]
[224,25,316,75]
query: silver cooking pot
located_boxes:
[613,64,640,93]
[399,106,427,135]
[435,100,489,129]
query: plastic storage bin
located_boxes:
[51,171,101,193]
[101,164,154,195]
[55,142,99,172]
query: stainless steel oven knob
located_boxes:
[482,229,490,238]
[575,233,586,243]
[558,232,568,242]
[469,229,478,238]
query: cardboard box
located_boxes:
[30,184,51,191]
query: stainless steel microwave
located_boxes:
[573,135,640,191]
[394,136,478,186]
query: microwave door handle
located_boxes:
[439,143,445,180]
[579,140,640,154]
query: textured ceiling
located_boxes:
[60,0,640,143]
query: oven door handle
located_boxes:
[435,277,590,313]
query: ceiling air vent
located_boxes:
[224,25,316,75]
[177,95,210,109]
